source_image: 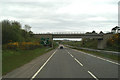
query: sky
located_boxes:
[0,0,119,34]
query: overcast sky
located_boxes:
[0,0,119,33]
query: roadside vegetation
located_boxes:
[71,47,119,61]
[2,47,53,75]
[63,31,120,61]
[2,20,37,44]
[63,33,120,52]
[2,20,58,75]
[106,33,120,52]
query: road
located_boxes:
[3,46,119,79]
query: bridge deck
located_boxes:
[34,33,104,38]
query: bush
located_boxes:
[6,42,41,50]
[106,34,120,51]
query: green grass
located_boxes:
[2,47,55,75]
[105,46,120,52]
[72,47,120,61]
[64,40,119,61]
[63,40,120,52]
[63,40,98,50]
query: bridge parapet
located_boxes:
[38,32,86,34]
[37,31,110,35]
[34,33,104,39]
[35,32,104,35]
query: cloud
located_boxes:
[0,0,119,33]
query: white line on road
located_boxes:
[67,51,71,55]
[88,71,99,80]
[66,50,74,57]
[70,54,74,57]
[73,49,120,65]
[31,49,57,80]
[74,58,83,66]
[66,49,98,79]
[66,50,83,66]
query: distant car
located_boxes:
[60,46,63,49]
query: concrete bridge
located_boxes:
[33,32,113,49]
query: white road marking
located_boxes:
[66,50,83,66]
[66,50,74,57]
[74,58,83,66]
[70,54,74,57]
[67,49,98,79]
[67,51,70,54]
[72,49,120,65]
[88,71,99,80]
[31,49,57,80]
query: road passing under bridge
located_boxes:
[3,46,119,79]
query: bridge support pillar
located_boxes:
[97,39,106,49]
[97,34,113,49]
[51,38,53,48]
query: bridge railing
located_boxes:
[38,32,85,34]
[37,31,111,35]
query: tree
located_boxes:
[99,31,104,34]
[29,31,33,37]
[111,26,120,33]
[12,21,21,29]
[2,20,37,44]
[111,28,116,33]
[2,20,26,44]
[114,26,120,29]
[92,30,96,34]
[24,25,31,32]
[86,32,92,34]
[118,28,120,33]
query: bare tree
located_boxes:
[24,25,31,32]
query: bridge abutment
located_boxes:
[97,34,113,49]
[97,38,106,49]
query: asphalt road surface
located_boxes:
[3,46,119,79]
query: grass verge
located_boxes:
[2,47,55,75]
[72,47,120,61]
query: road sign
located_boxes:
[40,37,51,46]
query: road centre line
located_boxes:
[70,54,74,57]
[67,51,71,54]
[66,50,70,54]
[88,71,99,80]
[72,49,120,65]
[67,49,98,79]
[66,50,83,66]
[74,58,83,66]
[31,49,57,80]
[66,50,74,57]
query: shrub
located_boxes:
[6,42,41,50]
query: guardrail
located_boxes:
[65,45,120,55]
